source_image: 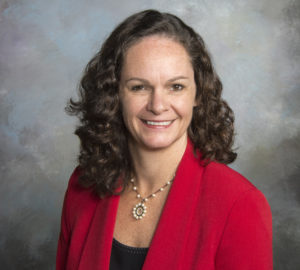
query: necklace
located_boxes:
[131,175,175,220]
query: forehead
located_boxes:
[121,36,193,79]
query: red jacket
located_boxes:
[56,140,273,269]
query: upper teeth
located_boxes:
[146,121,172,126]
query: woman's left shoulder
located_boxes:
[205,163,273,269]
[200,161,270,207]
[198,161,272,227]
[203,161,256,190]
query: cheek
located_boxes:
[121,98,142,123]
[121,102,132,124]
[176,98,195,118]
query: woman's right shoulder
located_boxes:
[66,166,82,191]
[58,167,103,245]
[64,166,100,209]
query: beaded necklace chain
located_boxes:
[130,176,175,220]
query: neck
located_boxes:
[128,136,188,196]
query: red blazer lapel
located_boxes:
[143,140,204,269]
[78,193,120,270]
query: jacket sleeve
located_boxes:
[215,188,273,270]
[56,168,78,270]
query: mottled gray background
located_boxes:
[0,0,299,269]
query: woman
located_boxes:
[56,10,273,270]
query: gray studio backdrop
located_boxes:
[1,0,299,269]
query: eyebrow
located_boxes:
[125,76,189,84]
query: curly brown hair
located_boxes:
[66,9,237,198]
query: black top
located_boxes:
[109,238,149,270]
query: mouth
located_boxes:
[141,119,174,128]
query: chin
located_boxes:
[139,136,180,151]
[143,143,172,150]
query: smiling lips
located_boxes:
[141,119,174,128]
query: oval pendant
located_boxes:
[132,202,147,220]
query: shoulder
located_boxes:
[202,161,257,194]
[209,165,273,267]
[62,167,101,228]
[199,161,271,216]
[65,166,97,199]
[65,166,85,193]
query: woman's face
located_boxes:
[119,35,196,151]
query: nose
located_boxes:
[146,88,169,115]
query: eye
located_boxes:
[130,85,145,91]
[171,84,184,91]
